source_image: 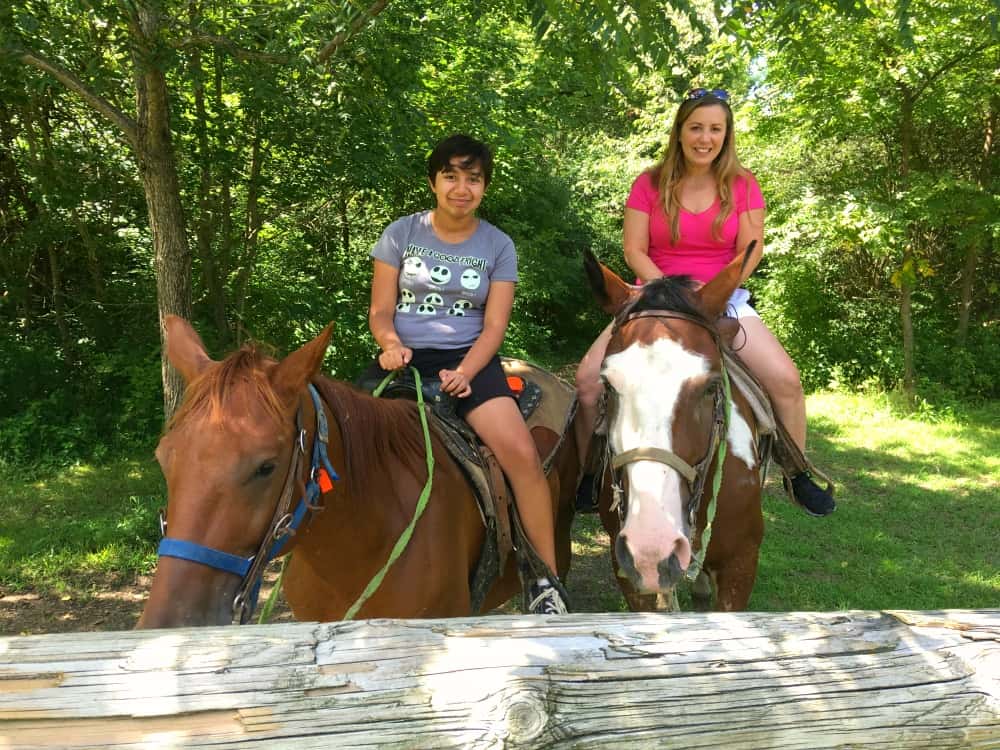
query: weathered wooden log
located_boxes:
[1,610,998,749]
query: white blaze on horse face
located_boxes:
[603,338,708,584]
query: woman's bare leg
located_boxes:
[465,397,557,573]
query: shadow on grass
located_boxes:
[0,457,165,594]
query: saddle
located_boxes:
[359,358,576,613]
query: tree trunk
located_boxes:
[70,207,105,304]
[898,91,916,407]
[959,87,997,345]
[133,5,193,420]
[340,189,350,254]
[234,119,263,344]
[188,20,230,344]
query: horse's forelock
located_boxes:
[167,344,285,432]
[627,275,708,323]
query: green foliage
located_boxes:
[3,0,998,471]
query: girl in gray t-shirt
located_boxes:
[365,134,568,616]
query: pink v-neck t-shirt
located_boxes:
[625,171,765,283]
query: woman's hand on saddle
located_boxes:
[379,345,412,371]
[439,367,472,398]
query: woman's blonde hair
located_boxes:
[649,93,746,243]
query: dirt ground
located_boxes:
[0,523,622,636]
[0,568,298,636]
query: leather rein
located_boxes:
[156,383,338,624]
[604,309,731,545]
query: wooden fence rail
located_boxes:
[1,610,998,749]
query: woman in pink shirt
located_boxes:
[575,88,835,517]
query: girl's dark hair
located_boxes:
[427,134,494,186]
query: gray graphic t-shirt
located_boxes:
[371,211,518,349]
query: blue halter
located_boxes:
[156,383,339,623]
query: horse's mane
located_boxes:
[622,274,712,325]
[167,345,285,431]
[168,345,428,502]
[312,376,428,502]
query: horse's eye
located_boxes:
[255,462,276,479]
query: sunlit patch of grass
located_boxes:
[0,456,164,595]
[749,391,1000,611]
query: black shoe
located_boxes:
[575,473,599,513]
[786,472,836,517]
[527,579,568,615]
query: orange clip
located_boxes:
[317,468,334,494]
[506,376,525,395]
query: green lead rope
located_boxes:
[686,363,732,582]
[258,367,436,624]
[342,367,435,620]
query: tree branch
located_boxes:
[315,0,390,64]
[914,41,992,100]
[14,49,139,149]
[170,33,292,64]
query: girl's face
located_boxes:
[429,157,486,221]
[679,104,728,171]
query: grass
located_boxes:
[0,455,164,594]
[1,390,997,615]
[565,390,1000,612]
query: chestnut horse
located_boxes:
[585,249,764,612]
[137,317,578,628]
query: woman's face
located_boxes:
[429,157,486,221]
[679,104,728,171]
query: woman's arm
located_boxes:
[368,259,412,370]
[623,208,663,283]
[439,280,514,397]
[736,207,765,285]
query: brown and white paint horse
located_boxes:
[585,249,764,611]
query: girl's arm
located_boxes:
[369,259,412,370]
[736,207,765,285]
[439,280,514,397]
[623,208,663,283]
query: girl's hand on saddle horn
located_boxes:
[379,345,412,371]
[439,368,472,398]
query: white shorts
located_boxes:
[724,288,759,320]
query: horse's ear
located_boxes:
[584,250,635,314]
[270,323,334,407]
[164,315,215,384]
[698,240,756,318]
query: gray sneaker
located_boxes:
[528,581,568,615]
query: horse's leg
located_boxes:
[690,569,714,611]
[710,542,761,611]
[543,421,580,580]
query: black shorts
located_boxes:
[361,347,513,419]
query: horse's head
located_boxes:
[584,249,750,594]
[136,317,332,628]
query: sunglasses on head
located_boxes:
[686,88,730,102]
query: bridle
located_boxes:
[603,308,731,577]
[155,383,338,623]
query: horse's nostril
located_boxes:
[658,553,684,588]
